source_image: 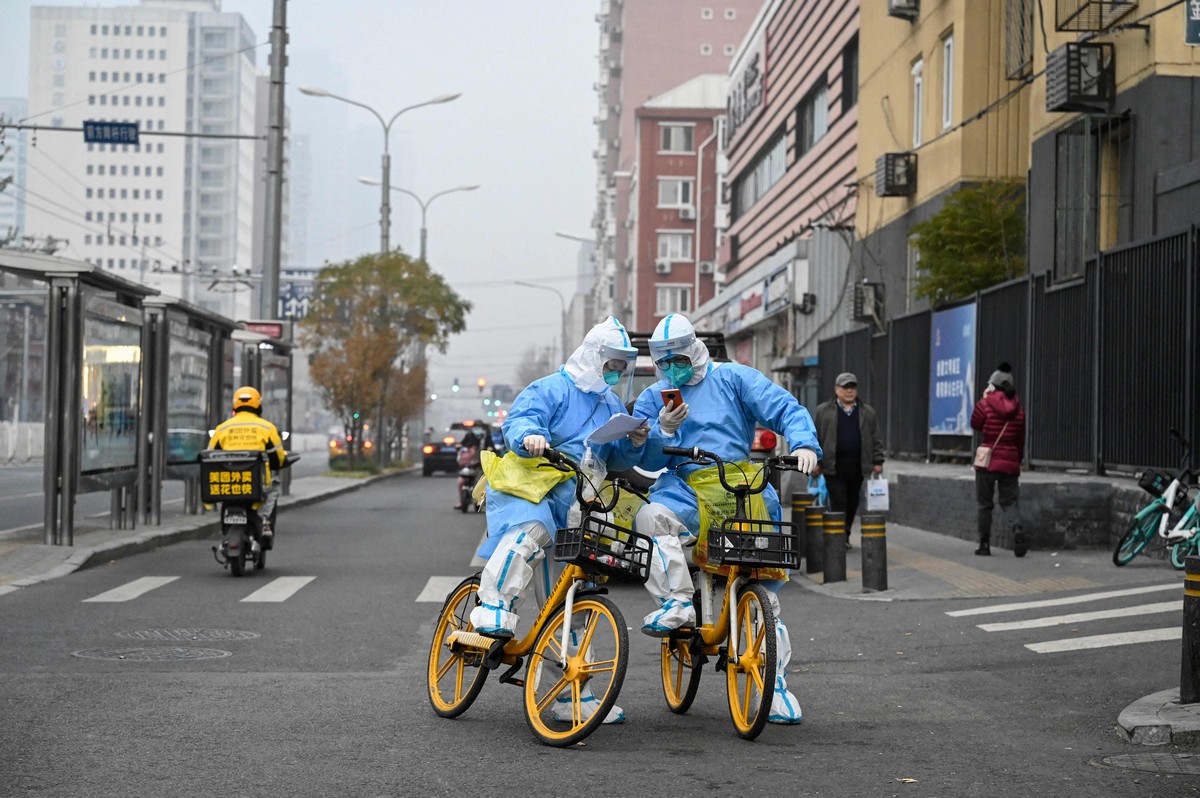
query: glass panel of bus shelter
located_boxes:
[0,276,47,423]
[261,349,289,429]
[80,293,142,475]
[165,315,211,464]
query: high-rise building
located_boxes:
[0,97,28,245]
[591,0,760,328]
[24,0,263,318]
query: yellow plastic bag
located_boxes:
[686,462,787,581]
[479,449,574,503]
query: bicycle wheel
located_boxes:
[524,595,627,747]
[725,583,776,741]
[1113,508,1161,566]
[660,636,702,714]
[427,575,490,718]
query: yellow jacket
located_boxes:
[207,411,286,485]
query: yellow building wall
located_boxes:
[856,0,1030,239]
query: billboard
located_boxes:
[928,303,976,435]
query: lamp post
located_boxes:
[298,86,461,256]
[356,179,479,262]
[515,280,566,366]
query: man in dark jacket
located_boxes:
[811,372,884,547]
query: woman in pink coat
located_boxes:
[970,362,1026,556]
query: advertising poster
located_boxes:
[80,296,142,473]
[928,303,976,435]
[166,318,211,465]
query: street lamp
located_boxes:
[298,85,461,256]
[515,280,566,365]
[357,178,479,262]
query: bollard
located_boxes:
[805,503,825,574]
[860,513,887,593]
[1182,556,1200,703]
[791,492,812,570]
[823,510,846,583]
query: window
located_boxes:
[842,35,859,111]
[701,7,714,19]
[656,285,693,315]
[796,79,828,157]
[657,231,694,261]
[701,44,713,55]
[657,178,694,208]
[1053,115,1132,281]
[660,124,695,153]
[724,44,736,56]
[731,131,786,220]
[911,59,924,147]
[941,34,954,130]
[724,9,737,20]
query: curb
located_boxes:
[8,467,417,589]
[1116,688,1200,745]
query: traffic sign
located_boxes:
[1188,1,1200,46]
[82,121,139,145]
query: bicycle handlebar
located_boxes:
[661,445,798,496]
[528,445,623,514]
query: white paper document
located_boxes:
[586,413,651,444]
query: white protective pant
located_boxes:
[762,585,802,724]
[635,502,697,632]
[469,521,551,636]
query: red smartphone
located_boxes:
[661,388,683,411]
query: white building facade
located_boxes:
[24,0,262,319]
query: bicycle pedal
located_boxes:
[497,658,525,686]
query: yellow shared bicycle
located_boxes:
[653,445,801,741]
[426,447,653,747]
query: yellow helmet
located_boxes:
[232,386,262,412]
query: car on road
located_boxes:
[422,419,493,476]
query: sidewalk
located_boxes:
[0,468,412,596]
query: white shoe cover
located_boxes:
[764,588,803,724]
[552,691,626,725]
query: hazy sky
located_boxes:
[1,0,600,412]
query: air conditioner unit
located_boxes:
[610,137,620,149]
[655,260,672,275]
[874,152,917,197]
[887,0,919,21]
[1046,42,1114,114]
[698,261,714,275]
[623,219,634,229]
[623,257,634,271]
[678,206,696,221]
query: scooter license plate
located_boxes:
[224,511,248,525]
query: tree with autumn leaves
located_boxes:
[300,251,469,466]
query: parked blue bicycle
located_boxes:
[1113,430,1192,567]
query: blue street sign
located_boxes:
[82,121,139,145]
[1188,1,1200,47]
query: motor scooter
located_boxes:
[198,448,300,576]
[456,444,481,513]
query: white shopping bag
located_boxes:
[865,476,889,513]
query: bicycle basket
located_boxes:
[197,450,266,503]
[553,516,652,584]
[1137,469,1171,498]
[707,518,800,570]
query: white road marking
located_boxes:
[1025,627,1181,654]
[83,576,179,603]
[977,600,1181,632]
[946,583,1180,617]
[0,491,44,502]
[0,522,43,538]
[417,576,470,603]
[240,576,315,603]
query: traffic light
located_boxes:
[452,378,460,393]
[477,377,487,394]
[352,412,360,420]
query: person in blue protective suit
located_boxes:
[632,313,820,725]
[469,316,645,725]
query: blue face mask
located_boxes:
[664,363,694,388]
[603,370,621,386]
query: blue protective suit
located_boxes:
[633,361,821,532]
[476,368,642,558]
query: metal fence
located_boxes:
[814,226,1199,473]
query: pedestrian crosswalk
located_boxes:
[80,576,317,603]
[946,581,1184,654]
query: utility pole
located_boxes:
[259,0,288,320]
